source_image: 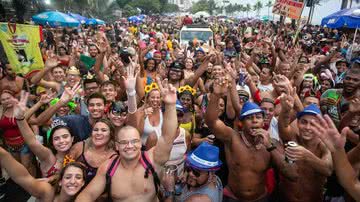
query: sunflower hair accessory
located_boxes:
[144,82,159,94]
[178,85,196,96]
[66,66,80,75]
[63,155,75,167]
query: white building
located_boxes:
[168,0,192,12]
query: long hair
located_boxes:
[54,162,86,195]
[90,118,116,150]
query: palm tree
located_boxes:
[253,1,263,17]
[245,3,251,17]
[265,0,272,17]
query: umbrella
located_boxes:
[85,18,105,25]
[128,16,142,23]
[68,12,88,24]
[321,7,360,28]
[32,11,80,27]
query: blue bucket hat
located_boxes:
[239,102,264,120]
[296,104,321,119]
[176,100,184,113]
[186,142,222,171]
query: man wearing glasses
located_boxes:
[76,83,179,202]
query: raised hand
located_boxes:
[310,114,348,152]
[13,91,29,120]
[123,57,139,91]
[212,72,229,96]
[45,57,60,69]
[280,91,295,112]
[39,91,56,104]
[60,82,81,104]
[161,79,177,105]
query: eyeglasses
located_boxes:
[115,139,140,146]
[185,166,202,177]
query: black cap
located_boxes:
[110,101,127,114]
[170,60,185,70]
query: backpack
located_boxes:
[105,151,161,202]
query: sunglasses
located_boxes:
[185,166,202,177]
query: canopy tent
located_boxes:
[32,11,80,27]
[85,18,105,25]
[321,7,360,28]
[68,12,88,24]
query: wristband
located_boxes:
[266,142,277,152]
[126,90,136,97]
[15,116,25,121]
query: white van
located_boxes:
[179,25,214,47]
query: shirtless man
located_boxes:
[76,82,178,202]
[205,77,298,202]
[278,93,333,202]
[0,63,24,96]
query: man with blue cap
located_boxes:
[278,97,333,202]
[206,79,298,202]
[162,142,223,202]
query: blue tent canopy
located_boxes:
[85,18,105,25]
[321,7,360,28]
[32,11,80,27]
[68,12,88,24]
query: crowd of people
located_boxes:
[0,14,359,202]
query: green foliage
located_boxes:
[191,0,217,15]
[116,0,132,8]
[129,0,161,14]
[253,1,263,16]
[122,4,139,17]
[162,3,180,13]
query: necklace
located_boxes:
[240,132,262,150]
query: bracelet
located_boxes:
[15,116,25,121]
[266,142,277,152]
[126,90,136,97]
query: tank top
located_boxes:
[0,116,25,146]
[166,128,187,176]
[142,111,163,145]
[179,176,223,202]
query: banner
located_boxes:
[0,23,43,75]
[272,0,305,20]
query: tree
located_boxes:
[190,0,217,15]
[244,3,251,17]
[253,1,263,17]
[265,1,272,17]
[162,3,180,13]
[130,0,161,14]
[122,4,139,17]
[12,0,26,23]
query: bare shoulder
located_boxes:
[69,141,84,158]
[97,156,118,176]
[185,194,212,202]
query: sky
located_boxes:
[225,0,360,24]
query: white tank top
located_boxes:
[165,128,187,176]
[142,111,163,145]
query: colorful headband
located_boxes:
[50,98,77,111]
[178,85,196,96]
[144,82,159,94]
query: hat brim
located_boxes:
[239,109,264,120]
[185,152,222,171]
[296,110,319,119]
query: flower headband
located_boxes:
[144,82,159,94]
[178,85,196,96]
